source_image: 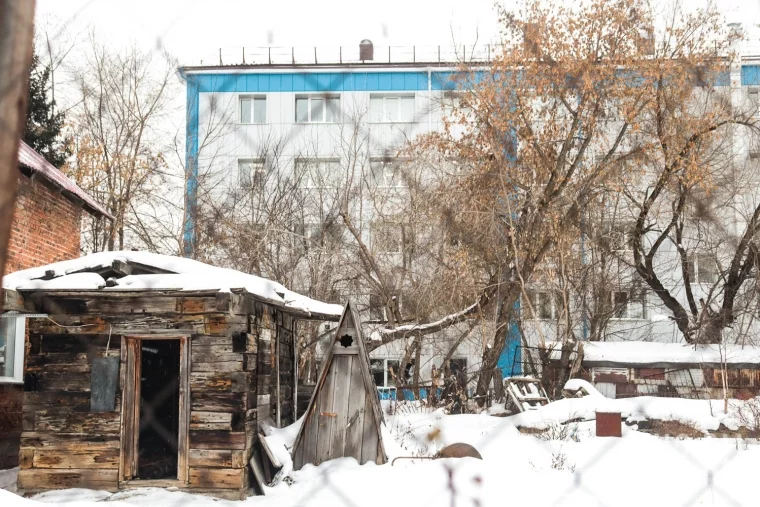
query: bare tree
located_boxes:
[65,36,178,252]
[410,0,736,403]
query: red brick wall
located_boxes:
[1,172,83,469]
[5,172,82,274]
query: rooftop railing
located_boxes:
[197,45,499,67]
[191,40,760,68]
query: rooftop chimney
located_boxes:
[360,39,374,61]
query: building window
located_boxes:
[524,290,564,320]
[611,290,645,320]
[238,159,266,188]
[750,136,760,160]
[0,315,25,383]
[368,293,386,321]
[686,254,718,284]
[369,94,415,123]
[370,158,405,187]
[295,95,340,123]
[442,91,473,119]
[240,95,266,124]
[448,358,467,376]
[601,223,635,252]
[295,158,343,189]
[294,221,345,251]
[371,222,404,254]
[370,359,400,387]
[748,87,759,114]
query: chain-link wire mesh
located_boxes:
[3,2,760,507]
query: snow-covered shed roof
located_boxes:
[2,251,343,319]
[578,341,760,368]
[17,140,113,219]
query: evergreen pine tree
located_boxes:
[23,50,69,168]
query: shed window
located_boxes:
[0,315,25,383]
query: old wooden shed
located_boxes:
[292,300,386,469]
[1,251,341,498]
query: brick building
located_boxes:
[0,141,111,470]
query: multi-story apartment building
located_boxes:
[179,35,760,394]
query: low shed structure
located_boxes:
[1,251,341,498]
[292,301,386,469]
[551,342,760,400]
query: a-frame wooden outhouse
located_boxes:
[292,300,386,469]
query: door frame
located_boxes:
[119,335,190,484]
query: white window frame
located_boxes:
[295,95,341,123]
[370,158,406,188]
[295,157,343,189]
[369,94,415,123]
[603,223,635,252]
[748,87,759,116]
[0,315,26,384]
[610,290,646,320]
[239,95,267,125]
[294,221,345,251]
[370,358,400,387]
[524,290,563,320]
[442,91,474,120]
[686,254,718,285]
[237,158,267,188]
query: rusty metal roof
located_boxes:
[17,140,113,220]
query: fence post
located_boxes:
[314,46,317,64]
[340,46,342,64]
[413,45,415,63]
[219,48,222,66]
[242,47,245,65]
[438,45,440,63]
[292,47,295,65]
[268,47,271,65]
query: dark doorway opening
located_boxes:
[138,339,180,480]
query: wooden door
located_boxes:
[120,338,141,481]
[119,336,190,483]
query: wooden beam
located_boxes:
[2,288,29,311]
[111,259,133,277]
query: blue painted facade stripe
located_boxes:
[193,71,477,93]
[189,66,760,94]
[742,65,760,86]
[182,75,200,257]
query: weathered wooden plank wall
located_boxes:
[18,333,122,491]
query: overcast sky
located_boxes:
[35,0,760,67]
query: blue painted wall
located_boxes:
[190,70,480,94]
[742,65,760,86]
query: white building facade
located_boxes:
[180,40,760,393]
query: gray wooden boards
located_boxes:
[291,300,386,469]
[90,356,121,412]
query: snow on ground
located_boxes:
[3,396,760,506]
